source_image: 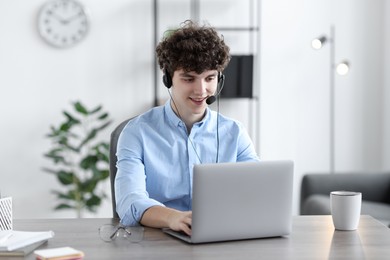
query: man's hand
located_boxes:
[140,206,192,235]
[167,210,192,236]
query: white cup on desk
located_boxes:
[330,191,361,231]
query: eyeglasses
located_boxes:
[98,224,144,243]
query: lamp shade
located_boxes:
[336,61,350,75]
[311,36,327,50]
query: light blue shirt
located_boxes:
[115,101,259,226]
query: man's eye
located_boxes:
[183,78,194,82]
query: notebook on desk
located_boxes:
[163,160,294,244]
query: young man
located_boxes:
[115,20,259,235]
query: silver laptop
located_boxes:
[163,160,294,243]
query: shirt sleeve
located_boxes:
[114,121,165,226]
[236,122,260,162]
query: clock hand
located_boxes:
[51,12,67,24]
[64,12,84,23]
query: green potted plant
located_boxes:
[43,101,112,218]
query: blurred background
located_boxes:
[0,0,389,219]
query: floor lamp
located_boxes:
[311,25,350,174]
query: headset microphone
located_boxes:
[206,96,216,105]
[206,73,225,105]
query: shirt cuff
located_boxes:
[120,199,165,226]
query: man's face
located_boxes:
[170,69,219,120]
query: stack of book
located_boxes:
[0,230,54,256]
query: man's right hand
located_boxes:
[167,210,192,236]
[140,206,192,235]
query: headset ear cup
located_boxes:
[163,70,172,89]
[218,73,225,91]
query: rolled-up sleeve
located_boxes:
[114,121,164,226]
[236,123,260,162]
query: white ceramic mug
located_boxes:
[330,191,361,231]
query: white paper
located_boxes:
[0,230,54,251]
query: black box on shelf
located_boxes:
[221,55,253,98]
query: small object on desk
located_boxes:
[330,191,362,230]
[0,196,13,231]
[0,230,54,251]
[34,246,85,260]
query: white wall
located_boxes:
[260,0,332,215]
[260,0,389,214]
[0,0,389,219]
[383,0,390,169]
[332,0,385,172]
[0,0,257,219]
[0,0,155,218]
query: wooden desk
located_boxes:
[4,215,390,259]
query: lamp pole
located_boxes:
[153,0,158,107]
[329,25,335,174]
[312,26,350,174]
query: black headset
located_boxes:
[162,68,173,89]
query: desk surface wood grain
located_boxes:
[5,215,390,260]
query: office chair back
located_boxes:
[109,117,133,219]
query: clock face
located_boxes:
[38,0,89,48]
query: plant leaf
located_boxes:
[77,129,97,149]
[54,203,74,210]
[74,101,88,115]
[96,121,112,131]
[86,194,101,207]
[52,191,73,200]
[79,155,98,170]
[57,170,76,185]
[77,121,111,149]
[63,111,81,125]
[80,179,98,193]
[97,112,109,120]
[92,169,109,181]
[89,105,102,114]
[44,153,66,164]
[42,167,57,174]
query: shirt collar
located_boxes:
[164,100,181,127]
[164,99,210,128]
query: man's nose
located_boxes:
[193,79,207,94]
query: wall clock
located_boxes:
[38,0,89,48]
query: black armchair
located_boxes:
[300,173,390,227]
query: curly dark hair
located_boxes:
[156,20,230,76]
